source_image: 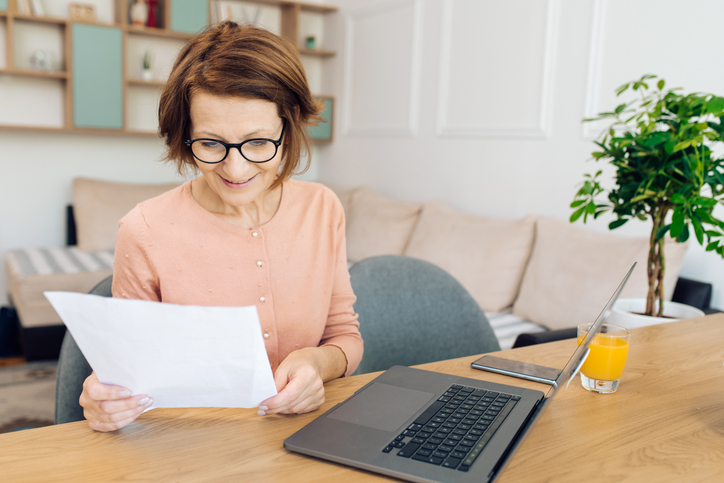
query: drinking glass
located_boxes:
[577,323,631,394]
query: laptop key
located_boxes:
[412,454,444,465]
[397,442,420,458]
[442,456,461,469]
[413,401,446,425]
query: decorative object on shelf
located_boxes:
[147,0,158,28]
[17,0,31,14]
[305,36,316,50]
[571,74,724,317]
[29,50,55,71]
[241,5,261,25]
[29,0,44,15]
[69,3,96,22]
[130,0,148,26]
[142,50,153,81]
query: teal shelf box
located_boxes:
[0,0,8,11]
[171,0,209,34]
[72,25,123,129]
[309,97,334,142]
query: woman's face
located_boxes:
[188,92,285,213]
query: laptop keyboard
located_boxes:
[382,384,519,472]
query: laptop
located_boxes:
[284,263,635,483]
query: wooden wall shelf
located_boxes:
[0,0,338,141]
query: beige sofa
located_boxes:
[328,184,688,349]
[5,179,688,359]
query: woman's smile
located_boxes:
[220,173,257,188]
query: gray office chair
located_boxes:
[54,275,112,424]
[349,255,500,375]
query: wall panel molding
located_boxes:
[582,0,606,139]
[436,0,559,139]
[343,0,423,137]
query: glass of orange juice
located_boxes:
[576,323,631,394]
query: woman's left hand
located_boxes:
[258,346,346,415]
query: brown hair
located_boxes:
[159,22,324,189]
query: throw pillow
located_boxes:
[403,201,536,313]
[513,217,689,330]
[345,186,422,263]
[73,178,180,252]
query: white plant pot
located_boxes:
[608,298,705,330]
[141,69,153,81]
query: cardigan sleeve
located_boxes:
[319,199,364,376]
[111,205,162,302]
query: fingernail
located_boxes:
[119,390,131,398]
[258,409,267,416]
[259,405,268,411]
[138,397,150,407]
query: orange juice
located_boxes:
[578,334,629,380]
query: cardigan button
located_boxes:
[263,332,270,339]
[260,296,266,303]
[257,261,263,267]
[252,232,258,237]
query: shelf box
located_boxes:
[309,96,333,143]
[72,24,123,129]
[0,0,7,11]
[171,0,209,34]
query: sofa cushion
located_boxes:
[403,201,536,313]
[6,247,114,328]
[513,217,689,330]
[322,183,356,217]
[73,178,180,252]
[345,186,422,263]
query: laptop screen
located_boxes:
[552,262,636,391]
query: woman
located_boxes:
[79,22,363,432]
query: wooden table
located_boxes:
[2,314,723,482]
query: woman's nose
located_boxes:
[222,148,253,177]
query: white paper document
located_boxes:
[45,292,277,410]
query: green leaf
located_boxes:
[586,202,597,215]
[707,96,724,114]
[570,206,586,223]
[671,193,687,205]
[570,199,586,208]
[615,83,630,96]
[677,224,690,243]
[664,139,677,154]
[670,209,685,237]
[655,224,671,240]
[657,79,665,90]
[706,241,719,251]
[609,218,628,230]
[696,198,717,207]
[692,218,705,245]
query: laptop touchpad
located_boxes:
[328,383,435,431]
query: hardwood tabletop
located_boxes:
[2,314,723,482]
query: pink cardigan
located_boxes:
[112,179,363,376]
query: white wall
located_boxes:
[318,0,724,309]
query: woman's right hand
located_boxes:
[79,371,153,432]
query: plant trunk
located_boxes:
[646,204,668,317]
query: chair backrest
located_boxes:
[349,255,500,375]
[54,275,112,424]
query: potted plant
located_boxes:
[142,50,153,81]
[571,74,724,319]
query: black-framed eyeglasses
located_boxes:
[185,121,286,164]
